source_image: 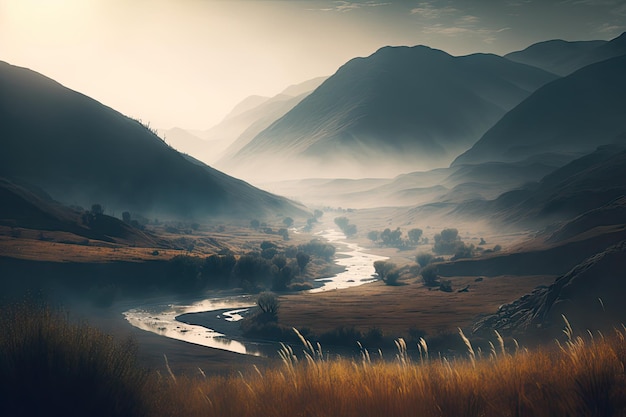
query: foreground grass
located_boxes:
[158,326,626,417]
[0,303,150,417]
[2,304,626,417]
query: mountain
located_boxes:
[454,144,626,229]
[505,32,626,76]
[218,46,557,181]
[161,76,328,165]
[156,127,215,161]
[453,54,626,167]
[0,61,308,221]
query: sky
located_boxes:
[1,0,625,130]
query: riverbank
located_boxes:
[63,296,270,376]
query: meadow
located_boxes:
[2,303,625,417]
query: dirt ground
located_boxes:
[278,274,555,338]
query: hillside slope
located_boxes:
[453,54,626,167]
[453,145,626,229]
[0,61,307,221]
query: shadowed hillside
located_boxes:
[0,61,308,221]
[453,54,626,167]
[453,145,626,229]
[0,177,161,246]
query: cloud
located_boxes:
[410,2,458,19]
[458,15,479,24]
[422,24,510,39]
[506,0,533,6]
[596,22,626,33]
[310,1,391,13]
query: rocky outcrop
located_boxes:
[473,240,626,337]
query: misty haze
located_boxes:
[2,1,626,416]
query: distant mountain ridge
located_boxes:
[454,144,626,229]
[505,32,626,75]
[161,76,327,165]
[218,45,557,180]
[453,53,626,167]
[0,61,308,220]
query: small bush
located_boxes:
[421,264,439,287]
[439,279,453,292]
[416,253,434,267]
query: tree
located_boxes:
[421,264,439,287]
[374,261,400,285]
[272,254,287,270]
[407,228,423,244]
[91,204,103,216]
[313,209,323,219]
[122,211,131,224]
[257,292,280,317]
[283,217,294,228]
[367,230,380,242]
[433,228,463,255]
[344,223,357,237]
[296,252,310,274]
[416,253,434,268]
[250,219,260,229]
[374,260,394,278]
[384,268,401,286]
[334,217,350,230]
[452,243,475,260]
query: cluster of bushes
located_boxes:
[334,216,357,237]
[373,261,402,286]
[249,219,291,240]
[367,227,506,292]
[165,239,335,293]
[368,227,425,249]
[432,228,475,259]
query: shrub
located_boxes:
[296,252,311,273]
[433,228,461,255]
[421,264,439,287]
[407,228,423,244]
[439,279,453,292]
[451,243,475,260]
[416,253,434,268]
[367,230,380,242]
[373,261,402,285]
[334,217,357,237]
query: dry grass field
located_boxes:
[4,303,626,417]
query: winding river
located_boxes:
[123,229,388,357]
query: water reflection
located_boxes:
[123,296,269,356]
[310,229,388,293]
[124,229,388,356]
